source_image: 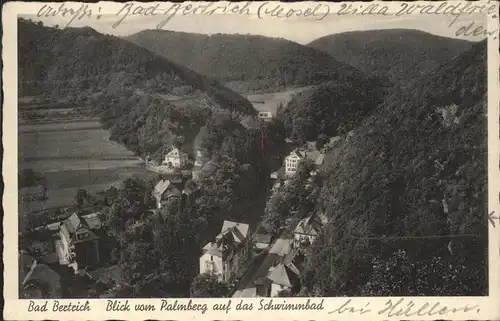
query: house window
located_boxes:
[210,255,213,261]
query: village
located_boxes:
[19,109,341,299]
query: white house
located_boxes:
[199,220,250,283]
[257,111,273,122]
[163,147,188,168]
[284,150,305,177]
[199,242,225,280]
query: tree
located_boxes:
[173,135,185,148]
[190,273,229,298]
[316,133,327,151]
[76,188,88,207]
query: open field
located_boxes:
[245,86,313,116]
[19,121,139,168]
[19,120,151,215]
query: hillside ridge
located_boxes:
[18,18,257,157]
[308,28,475,88]
[125,29,383,93]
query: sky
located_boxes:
[23,2,488,44]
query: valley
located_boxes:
[16,17,489,301]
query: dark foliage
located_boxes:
[126,30,376,93]
[18,19,257,157]
[309,29,474,89]
[300,40,488,296]
[278,79,388,143]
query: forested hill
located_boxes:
[308,29,474,88]
[299,40,487,296]
[18,19,255,115]
[125,30,382,93]
[18,19,256,156]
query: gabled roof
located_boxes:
[287,149,305,160]
[269,237,292,256]
[166,147,187,158]
[60,213,100,244]
[267,249,303,287]
[64,213,81,234]
[202,242,223,258]
[216,220,250,244]
[267,264,293,287]
[282,248,303,276]
[294,215,324,236]
[153,179,171,199]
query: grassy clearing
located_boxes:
[245,86,313,115]
[19,122,153,217]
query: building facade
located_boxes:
[285,150,305,177]
[199,220,250,283]
[163,147,188,168]
[257,111,273,122]
[56,213,100,273]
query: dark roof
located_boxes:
[267,264,293,287]
[60,213,100,243]
[288,149,305,159]
[63,213,81,234]
[202,242,223,258]
[217,220,250,243]
[71,229,99,244]
[282,248,304,275]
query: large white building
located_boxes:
[163,147,188,168]
[284,150,305,176]
[199,220,250,283]
[284,147,325,177]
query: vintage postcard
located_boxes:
[2,1,500,320]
